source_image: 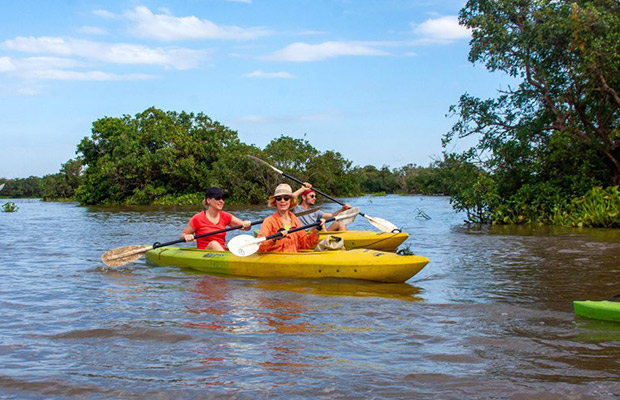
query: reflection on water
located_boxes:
[0,197,619,399]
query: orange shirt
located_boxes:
[257,210,319,253]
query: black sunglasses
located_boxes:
[210,196,224,201]
[275,195,291,201]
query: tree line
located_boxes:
[0,108,455,204]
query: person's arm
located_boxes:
[181,222,195,242]
[229,215,252,231]
[322,203,351,218]
[292,182,312,199]
[257,217,283,252]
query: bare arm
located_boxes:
[181,222,195,242]
[230,215,252,231]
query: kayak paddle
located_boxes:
[247,155,400,233]
[0,183,4,192]
[228,207,360,257]
[101,207,321,267]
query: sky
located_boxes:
[0,0,508,179]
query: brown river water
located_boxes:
[0,195,619,399]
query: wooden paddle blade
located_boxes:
[101,245,152,267]
[228,235,262,257]
[364,215,400,233]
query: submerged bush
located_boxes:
[493,186,620,227]
[2,202,19,212]
[552,186,620,228]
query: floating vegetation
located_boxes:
[397,244,416,255]
[2,202,19,212]
[414,208,431,220]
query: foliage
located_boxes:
[2,202,19,212]
[443,0,620,225]
[75,107,243,205]
[356,165,400,194]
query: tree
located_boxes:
[75,107,242,204]
[445,0,620,221]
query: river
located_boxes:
[0,195,618,399]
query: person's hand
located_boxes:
[342,203,351,211]
[183,234,195,242]
[241,220,252,230]
[319,218,326,231]
[303,182,312,189]
[280,229,289,237]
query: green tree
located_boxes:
[445,0,620,222]
[75,107,242,205]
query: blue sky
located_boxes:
[0,0,508,179]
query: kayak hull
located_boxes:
[573,300,620,322]
[145,247,429,283]
[318,230,408,252]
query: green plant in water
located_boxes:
[397,244,416,255]
[2,202,19,212]
[555,186,620,228]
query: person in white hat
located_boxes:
[256,183,326,253]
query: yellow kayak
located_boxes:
[318,230,408,252]
[145,247,429,283]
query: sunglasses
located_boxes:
[210,196,224,201]
[275,195,291,202]
[307,194,316,198]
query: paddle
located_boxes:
[228,207,360,257]
[247,155,400,233]
[101,207,321,267]
[0,183,4,192]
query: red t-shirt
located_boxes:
[189,211,233,249]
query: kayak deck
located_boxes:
[318,230,408,252]
[573,300,620,322]
[145,247,429,283]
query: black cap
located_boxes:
[205,187,228,199]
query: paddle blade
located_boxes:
[228,235,262,257]
[335,207,360,226]
[101,245,152,267]
[363,215,400,233]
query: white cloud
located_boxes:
[78,26,108,35]
[3,36,205,70]
[264,41,391,62]
[123,6,271,41]
[0,56,16,72]
[93,9,116,18]
[245,70,294,79]
[412,16,470,42]
[0,56,155,81]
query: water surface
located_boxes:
[1,196,619,399]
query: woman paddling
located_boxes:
[181,187,251,250]
[257,183,325,253]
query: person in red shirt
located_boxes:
[257,183,325,253]
[181,187,251,250]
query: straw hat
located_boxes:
[268,183,298,208]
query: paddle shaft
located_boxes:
[277,171,368,217]
[263,215,336,241]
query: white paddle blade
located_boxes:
[334,207,360,226]
[0,183,4,192]
[228,234,263,257]
[364,215,400,233]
